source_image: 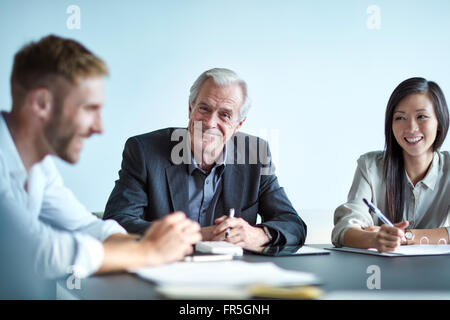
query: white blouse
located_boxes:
[332,151,450,247]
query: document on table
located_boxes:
[328,244,450,257]
[132,260,319,287]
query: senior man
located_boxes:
[104,68,306,248]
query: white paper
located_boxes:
[132,260,318,287]
[329,244,450,256]
[391,244,450,255]
[195,241,243,256]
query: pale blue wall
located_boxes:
[1,1,450,240]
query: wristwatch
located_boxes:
[405,229,414,241]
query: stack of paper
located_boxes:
[132,260,320,299]
[133,260,318,287]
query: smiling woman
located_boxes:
[384,78,449,223]
[332,77,450,252]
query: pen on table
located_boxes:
[225,208,235,239]
[362,198,394,226]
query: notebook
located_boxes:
[327,244,450,257]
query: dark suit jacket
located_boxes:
[104,128,306,245]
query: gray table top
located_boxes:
[59,244,450,300]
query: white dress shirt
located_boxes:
[0,112,126,279]
[332,151,450,247]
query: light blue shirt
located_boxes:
[0,112,126,279]
[187,147,226,226]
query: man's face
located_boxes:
[188,78,245,158]
[44,76,104,163]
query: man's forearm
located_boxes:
[104,233,141,243]
[95,238,149,274]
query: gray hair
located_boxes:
[189,68,251,121]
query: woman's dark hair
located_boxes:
[384,77,449,223]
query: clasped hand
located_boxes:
[200,215,269,248]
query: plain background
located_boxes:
[1,0,449,243]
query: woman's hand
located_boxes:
[363,225,381,232]
[373,221,409,252]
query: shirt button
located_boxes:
[205,180,209,184]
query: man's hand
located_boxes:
[200,225,217,241]
[210,215,270,248]
[139,211,201,266]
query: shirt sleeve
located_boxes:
[0,183,104,279]
[39,156,126,241]
[332,155,376,247]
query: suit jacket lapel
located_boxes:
[165,164,189,214]
[222,164,244,217]
[165,128,190,214]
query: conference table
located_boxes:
[56,244,450,300]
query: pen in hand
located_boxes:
[363,198,407,242]
[362,198,393,226]
[225,208,235,239]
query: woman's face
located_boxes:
[392,93,439,160]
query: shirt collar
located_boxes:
[188,142,228,176]
[0,112,27,179]
[420,151,440,190]
[406,151,440,190]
